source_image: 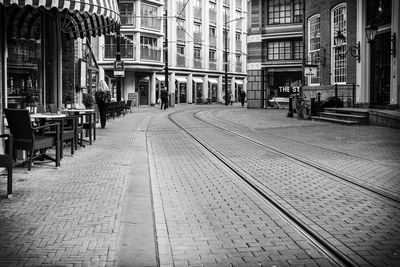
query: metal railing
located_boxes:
[209,61,216,70]
[176,54,185,67]
[141,17,161,30]
[193,58,202,69]
[315,83,356,115]
[104,44,135,59]
[140,47,161,61]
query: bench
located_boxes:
[269,97,289,109]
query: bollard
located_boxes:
[287,96,293,117]
[310,98,316,116]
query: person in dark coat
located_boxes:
[239,89,246,107]
[160,88,168,110]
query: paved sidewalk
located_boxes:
[0,110,153,266]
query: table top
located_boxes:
[31,113,67,119]
[61,109,95,113]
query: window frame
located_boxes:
[331,3,347,84]
[267,0,303,25]
[308,14,321,85]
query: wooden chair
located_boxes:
[45,116,76,158]
[4,108,60,171]
[124,100,132,113]
[82,112,96,145]
[0,134,13,198]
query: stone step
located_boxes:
[324,107,369,117]
[319,112,369,124]
[311,116,361,125]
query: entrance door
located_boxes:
[138,81,149,105]
[370,32,391,108]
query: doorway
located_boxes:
[370,32,391,108]
[138,80,149,105]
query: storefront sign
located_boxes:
[114,60,125,77]
[304,64,318,77]
[278,86,300,93]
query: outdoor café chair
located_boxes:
[4,108,60,171]
[0,134,13,197]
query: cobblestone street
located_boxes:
[0,104,399,266]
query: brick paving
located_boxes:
[0,104,399,266]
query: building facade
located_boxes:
[96,0,248,106]
[247,0,304,108]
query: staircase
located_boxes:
[312,108,369,125]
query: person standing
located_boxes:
[160,88,168,110]
[239,89,246,107]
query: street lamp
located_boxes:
[224,15,245,105]
[334,30,361,62]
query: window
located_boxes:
[120,2,134,26]
[308,15,320,85]
[177,45,185,55]
[194,0,201,8]
[209,26,216,37]
[268,0,303,25]
[331,4,347,84]
[194,48,201,60]
[235,32,241,41]
[194,24,201,33]
[140,36,157,47]
[267,39,303,60]
[141,4,160,30]
[209,50,216,61]
[209,2,216,12]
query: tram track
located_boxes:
[167,110,358,267]
[168,111,400,266]
[192,111,400,205]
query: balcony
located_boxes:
[235,62,242,72]
[104,44,136,60]
[209,60,216,70]
[209,35,216,47]
[194,7,202,21]
[121,14,135,27]
[194,32,202,44]
[235,40,242,51]
[193,58,202,69]
[176,54,185,67]
[177,1,186,18]
[141,17,161,31]
[140,46,161,61]
[177,27,186,42]
[236,19,242,30]
[209,10,216,23]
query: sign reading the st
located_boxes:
[114,61,125,77]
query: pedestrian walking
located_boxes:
[228,90,233,105]
[160,88,168,110]
[239,89,246,107]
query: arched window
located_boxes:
[308,14,320,85]
[331,3,347,84]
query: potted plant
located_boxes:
[82,93,95,108]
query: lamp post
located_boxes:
[224,15,244,105]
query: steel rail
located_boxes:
[193,111,400,205]
[167,110,358,267]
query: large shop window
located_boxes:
[6,8,58,109]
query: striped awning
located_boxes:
[2,0,120,40]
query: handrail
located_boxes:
[316,84,357,116]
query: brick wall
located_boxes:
[305,0,357,85]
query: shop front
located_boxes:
[1,0,119,129]
[175,76,187,104]
[208,78,218,102]
[265,68,302,105]
[192,77,203,104]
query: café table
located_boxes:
[61,109,96,146]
